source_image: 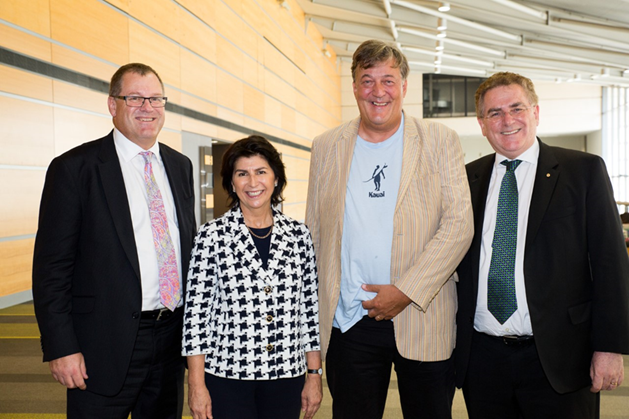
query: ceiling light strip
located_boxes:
[392,0,521,42]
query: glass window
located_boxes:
[423,74,486,118]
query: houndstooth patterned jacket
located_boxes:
[182,206,320,380]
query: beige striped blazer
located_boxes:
[305,113,473,362]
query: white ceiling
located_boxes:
[295,0,629,87]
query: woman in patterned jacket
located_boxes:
[182,135,322,419]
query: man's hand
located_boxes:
[361,284,412,321]
[49,352,88,390]
[590,351,624,392]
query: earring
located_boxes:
[275,182,278,187]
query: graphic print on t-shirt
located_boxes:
[364,163,388,197]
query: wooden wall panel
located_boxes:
[0,25,51,62]
[52,109,112,156]
[283,155,310,182]
[262,42,296,88]
[158,131,183,152]
[282,203,306,222]
[177,8,217,62]
[50,0,129,64]
[244,85,266,122]
[264,95,282,128]
[175,0,218,33]
[0,239,36,297]
[104,0,130,11]
[51,45,118,82]
[216,107,245,130]
[0,0,51,36]
[0,97,55,166]
[216,37,244,80]
[283,180,308,203]
[181,116,218,139]
[239,1,266,58]
[129,22,181,89]
[128,0,180,44]
[0,170,44,237]
[215,71,244,114]
[241,53,262,88]
[225,6,259,60]
[0,67,53,102]
[53,81,109,115]
[264,69,296,108]
[180,92,218,120]
[281,103,296,134]
[180,50,217,105]
[213,1,244,49]
[163,110,183,133]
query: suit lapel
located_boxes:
[97,132,141,280]
[467,155,495,293]
[265,212,295,284]
[334,118,359,230]
[395,113,422,212]
[525,140,559,248]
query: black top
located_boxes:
[249,226,272,268]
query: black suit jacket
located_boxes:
[456,139,629,394]
[32,131,196,396]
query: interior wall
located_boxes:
[0,0,342,302]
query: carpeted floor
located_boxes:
[1,303,627,418]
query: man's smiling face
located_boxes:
[353,58,407,143]
[108,71,165,150]
[477,84,539,159]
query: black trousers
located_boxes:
[462,330,598,419]
[326,316,455,419]
[67,309,185,419]
[205,373,305,419]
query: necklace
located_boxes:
[247,224,273,239]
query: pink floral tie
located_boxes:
[140,151,180,311]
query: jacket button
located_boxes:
[264,286,272,294]
[266,315,273,322]
[266,344,274,352]
[132,312,140,319]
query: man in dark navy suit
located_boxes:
[33,63,196,418]
[456,71,629,419]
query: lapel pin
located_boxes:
[546,173,551,177]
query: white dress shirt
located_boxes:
[113,129,182,311]
[475,141,539,336]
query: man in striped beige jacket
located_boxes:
[305,39,473,419]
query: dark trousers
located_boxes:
[67,309,185,419]
[205,373,305,419]
[326,316,455,419]
[462,330,598,419]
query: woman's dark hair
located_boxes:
[221,135,287,208]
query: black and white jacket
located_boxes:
[182,206,320,380]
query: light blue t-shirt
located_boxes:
[334,117,404,332]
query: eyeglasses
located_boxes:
[113,96,168,108]
[484,106,534,121]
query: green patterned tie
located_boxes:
[488,159,522,324]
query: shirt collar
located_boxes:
[494,138,540,168]
[113,128,162,164]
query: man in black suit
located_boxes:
[456,71,629,418]
[32,63,196,418]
